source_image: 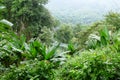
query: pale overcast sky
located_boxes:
[47,0,120,11]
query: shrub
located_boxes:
[24,40,60,60]
[0,60,55,80]
[38,27,54,46]
[56,49,120,80]
[86,27,111,49]
[54,24,73,43]
[105,12,120,30]
[111,31,120,52]
[0,19,22,67]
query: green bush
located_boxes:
[105,12,120,30]
[86,27,111,49]
[0,60,55,80]
[112,31,120,52]
[0,34,27,67]
[54,24,73,43]
[38,27,54,46]
[56,49,120,80]
[0,19,22,67]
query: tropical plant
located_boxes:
[0,33,27,67]
[56,49,120,80]
[0,60,55,80]
[86,27,111,49]
[111,31,120,52]
[67,42,78,55]
[38,27,54,46]
[0,14,18,67]
[105,12,120,30]
[23,40,60,60]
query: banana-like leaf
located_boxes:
[0,19,13,27]
[45,43,60,60]
[0,6,5,9]
[89,34,100,41]
[68,42,74,51]
[99,27,110,45]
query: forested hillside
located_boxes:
[47,0,120,24]
[1,0,120,80]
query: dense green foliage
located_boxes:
[106,12,120,30]
[0,0,55,39]
[1,1,120,80]
[54,24,74,43]
[56,49,120,80]
[0,60,55,80]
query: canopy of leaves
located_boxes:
[0,0,54,39]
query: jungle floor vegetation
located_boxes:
[1,0,120,80]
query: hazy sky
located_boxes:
[47,0,120,11]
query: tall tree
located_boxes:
[0,0,54,39]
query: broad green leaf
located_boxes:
[45,43,60,60]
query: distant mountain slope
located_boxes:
[46,0,120,24]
